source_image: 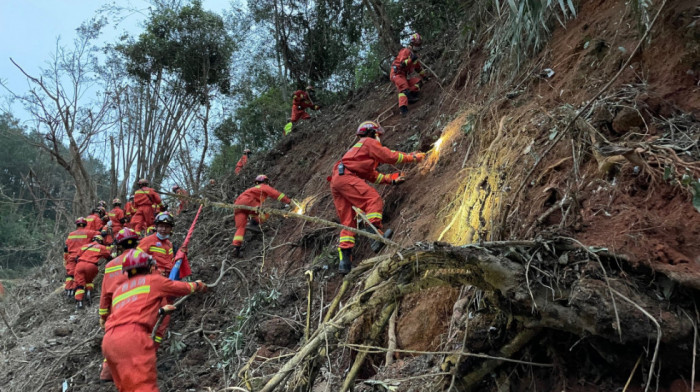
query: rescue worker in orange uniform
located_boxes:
[232,175,291,258]
[235,149,251,175]
[290,86,320,123]
[390,33,428,116]
[106,198,126,245]
[74,234,112,309]
[131,179,163,236]
[64,217,100,296]
[101,249,206,391]
[86,206,107,233]
[99,228,140,383]
[171,185,189,215]
[124,195,137,229]
[330,121,424,273]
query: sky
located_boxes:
[0,0,234,123]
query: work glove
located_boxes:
[99,318,106,330]
[420,70,430,81]
[313,105,320,110]
[388,172,406,185]
[194,280,207,293]
[412,152,426,162]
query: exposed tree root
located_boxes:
[257,239,694,391]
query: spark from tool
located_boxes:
[421,111,470,174]
[291,196,316,215]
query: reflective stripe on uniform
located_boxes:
[233,235,244,241]
[154,336,163,343]
[353,142,363,148]
[277,193,286,201]
[86,283,94,289]
[99,308,109,315]
[105,265,122,274]
[398,93,407,98]
[375,174,385,184]
[189,282,196,293]
[395,153,404,164]
[366,212,383,221]
[339,236,355,244]
[149,246,166,254]
[81,247,102,252]
[65,277,74,281]
[75,289,85,296]
[112,285,151,306]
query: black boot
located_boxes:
[338,248,353,275]
[246,219,262,234]
[76,300,84,310]
[370,228,393,253]
[399,106,408,116]
[232,246,242,258]
[85,290,92,306]
[407,91,420,104]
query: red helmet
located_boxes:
[243,148,251,154]
[122,249,154,273]
[172,185,180,192]
[115,228,139,245]
[75,217,87,226]
[409,33,422,47]
[112,198,122,205]
[137,178,149,186]
[92,234,104,243]
[255,174,269,184]
[93,206,106,216]
[356,121,385,137]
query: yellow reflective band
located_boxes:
[68,234,88,239]
[109,213,115,217]
[284,122,293,135]
[154,336,163,343]
[135,190,148,194]
[189,282,196,293]
[86,283,94,289]
[398,93,407,98]
[66,277,74,281]
[75,289,85,295]
[396,153,404,164]
[234,235,244,241]
[99,308,109,315]
[113,285,151,307]
[353,142,363,148]
[82,247,101,252]
[277,193,286,201]
[255,185,261,189]
[375,174,384,184]
[366,213,383,220]
[168,249,173,255]
[149,246,166,254]
[106,265,122,274]
[340,236,355,243]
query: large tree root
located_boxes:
[258,240,694,391]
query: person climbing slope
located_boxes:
[390,33,428,116]
[74,234,111,309]
[64,217,100,297]
[101,249,206,391]
[131,179,163,236]
[231,175,291,258]
[329,121,424,274]
[235,149,251,175]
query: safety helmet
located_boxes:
[128,194,134,201]
[75,217,87,227]
[209,179,216,185]
[243,148,251,154]
[137,178,149,186]
[305,85,315,92]
[122,249,155,273]
[172,185,180,192]
[255,174,269,184]
[356,121,385,137]
[92,234,104,243]
[115,228,139,245]
[112,198,121,205]
[154,211,175,226]
[409,33,422,47]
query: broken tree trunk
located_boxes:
[258,240,694,391]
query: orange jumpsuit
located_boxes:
[74,241,111,301]
[234,154,248,175]
[138,234,175,344]
[390,47,425,109]
[290,90,319,123]
[85,213,105,233]
[101,272,198,391]
[107,207,125,244]
[124,201,137,228]
[64,228,100,290]
[174,188,189,215]
[232,184,291,247]
[330,137,419,249]
[131,187,163,235]
[99,250,130,382]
